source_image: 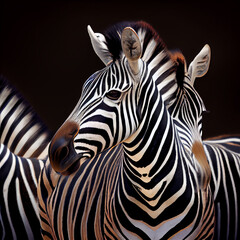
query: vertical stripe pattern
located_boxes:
[38,22,216,239]
[0,76,51,239]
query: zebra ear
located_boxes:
[87,25,113,66]
[121,27,142,75]
[188,44,211,84]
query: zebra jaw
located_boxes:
[50,150,89,175]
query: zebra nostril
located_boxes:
[57,146,69,161]
[49,137,70,164]
[49,120,80,173]
[49,137,75,173]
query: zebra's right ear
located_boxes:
[87,25,113,66]
[188,44,211,85]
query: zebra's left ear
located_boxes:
[121,27,142,75]
[87,25,113,66]
[188,44,211,85]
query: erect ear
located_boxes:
[121,27,142,75]
[87,25,113,66]
[188,44,211,84]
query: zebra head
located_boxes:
[170,44,211,143]
[169,45,211,189]
[49,21,207,176]
[49,22,178,175]
[49,23,155,175]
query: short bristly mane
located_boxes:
[170,50,186,89]
[104,21,178,106]
[104,21,166,61]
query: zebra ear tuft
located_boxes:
[188,44,211,85]
[121,27,142,75]
[87,25,113,66]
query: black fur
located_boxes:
[103,21,167,62]
[170,50,185,89]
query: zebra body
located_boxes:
[0,76,51,239]
[38,22,215,239]
[0,143,45,239]
[204,137,240,240]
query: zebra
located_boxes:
[0,76,52,239]
[38,21,216,239]
[169,46,240,239]
[169,45,212,187]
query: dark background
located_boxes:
[0,0,239,139]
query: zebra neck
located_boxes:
[122,98,186,196]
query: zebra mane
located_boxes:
[103,21,181,105]
[0,75,52,156]
[104,21,167,62]
[169,50,186,89]
[0,75,45,126]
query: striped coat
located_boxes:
[0,76,51,239]
[38,21,215,239]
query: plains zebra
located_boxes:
[38,21,215,239]
[0,76,52,239]
[168,46,240,239]
[0,76,51,158]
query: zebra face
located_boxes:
[175,79,206,137]
[71,59,141,157]
[170,44,211,139]
[49,27,147,175]
[168,45,211,189]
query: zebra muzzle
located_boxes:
[49,120,87,175]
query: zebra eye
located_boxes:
[106,90,122,100]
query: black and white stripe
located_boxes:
[0,143,45,239]
[0,76,52,239]
[38,22,215,239]
[204,136,240,240]
[0,76,51,158]
[167,48,240,239]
